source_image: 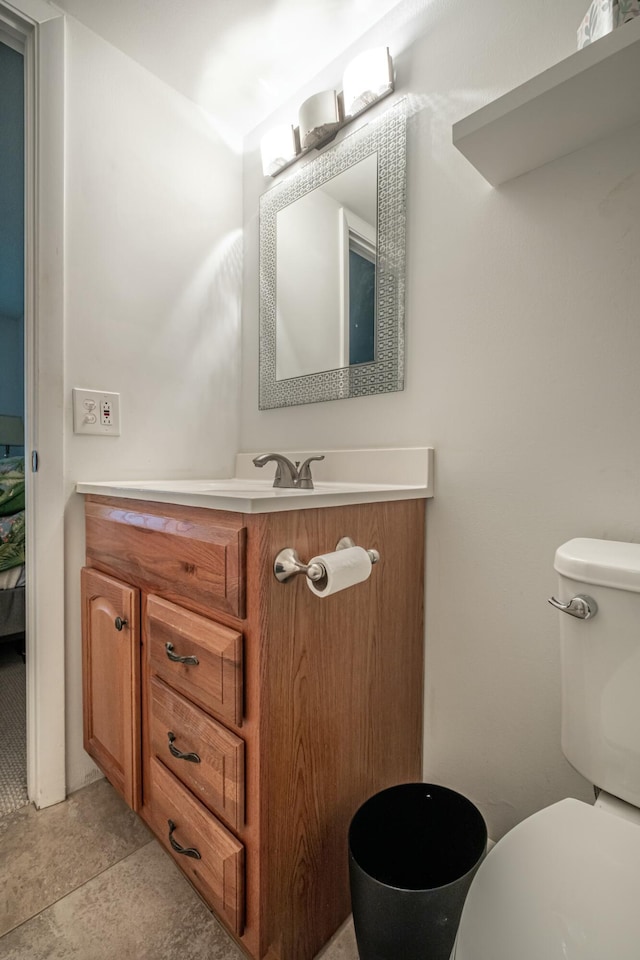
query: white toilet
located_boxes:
[453,538,640,960]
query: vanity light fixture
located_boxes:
[342,47,394,118]
[260,46,394,178]
[260,123,299,178]
[298,90,341,150]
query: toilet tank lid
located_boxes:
[555,538,640,592]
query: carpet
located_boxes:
[0,645,28,817]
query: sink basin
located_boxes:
[100,478,284,495]
[83,478,375,497]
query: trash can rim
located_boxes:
[348,781,488,891]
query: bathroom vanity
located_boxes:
[78,461,429,960]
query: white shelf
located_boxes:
[452,16,640,186]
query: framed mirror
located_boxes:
[258,99,407,409]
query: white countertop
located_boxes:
[75,447,434,514]
[74,477,430,514]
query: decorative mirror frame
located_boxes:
[258,98,407,409]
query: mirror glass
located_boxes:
[275,152,377,381]
[259,99,406,408]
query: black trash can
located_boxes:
[348,783,487,960]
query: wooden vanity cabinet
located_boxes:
[81,567,141,811]
[81,494,425,960]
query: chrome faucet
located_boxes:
[252,453,325,489]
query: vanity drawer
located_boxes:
[146,594,243,727]
[149,676,244,831]
[148,757,244,935]
[84,496,246,618]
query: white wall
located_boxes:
[276,189,343,379]
[0,39,24,432]
[0,315,23,418]
[63,17,242,791]
[241,0,640,840]
[0,39,24,322]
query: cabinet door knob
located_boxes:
[165,641,199,665]
[114,616,128,631]
[167,819,201,859]
[167,731,201,764]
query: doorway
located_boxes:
[0,35,27,818]
[0,0,66,812]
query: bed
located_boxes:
[0,456,25,645]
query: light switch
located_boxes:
[73,388,120,436]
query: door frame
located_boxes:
[1,0,66,808]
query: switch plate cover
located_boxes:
[73,388,120,436]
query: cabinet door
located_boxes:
[81,567,141,810]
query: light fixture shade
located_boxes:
[298,90,341,150]
[342,47,394,119]
[260,124,298,177]
[0,414,23,447]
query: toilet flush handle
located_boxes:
[548,594,598,620]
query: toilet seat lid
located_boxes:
[454,798,640,960]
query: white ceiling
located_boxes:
[53,0,404,146]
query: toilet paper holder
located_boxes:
[274,537,380,583]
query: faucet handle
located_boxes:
[297,455,325,489]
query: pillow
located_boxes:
[0,456,24,477]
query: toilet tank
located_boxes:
[554,538,640,808]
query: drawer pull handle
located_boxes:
[114,617,128,631]
[168,819,201,860]
[165,642,199,666]
[167,731,201,764]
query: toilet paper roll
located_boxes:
[306,546,372,598]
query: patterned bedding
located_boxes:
[0,458,25,574]
[0,511,25,574]
[0,456,25,516]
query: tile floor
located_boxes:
[0,779,359,960]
